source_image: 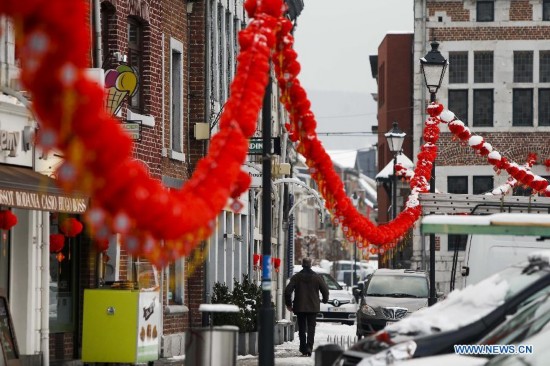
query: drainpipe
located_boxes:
[40,211,50,366]
[92,0,102,67]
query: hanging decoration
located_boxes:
[0,210,18,231]
[3,0,549,266]
[59,217,83,260]
[0,209,17,257]
[49,234,65,253]
[253,254,262,271]
[273,257,281,273]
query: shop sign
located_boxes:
[0,126,33,158]
[0,188,87,214]
[121,120,142,141]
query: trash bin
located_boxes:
[185,304,239,366]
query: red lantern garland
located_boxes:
[253,253,262,271]
[49,234,65,253]
[60,218,83,237]
[273,257,281,273]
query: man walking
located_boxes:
[284,257,329,356]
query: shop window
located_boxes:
[448,89,468,123]
[49,213,80,333]
[513,89,533,126]
[473,176,494,195]
[449,52,468,84]
[539,89,550,126]
[128,18,143,112]
[473,89,494,127]
[474,51,493,83]
[477,1,494,22]
[514,51,533,83]
[167,259,184,305]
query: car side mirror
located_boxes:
[352,287,362,300]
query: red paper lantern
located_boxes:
[60,218,83,237]
[273,257,281,273]
[49,234,65,253]
[0,210,18,230]
[94,238,110,252]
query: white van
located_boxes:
[462,234,550,287]
[421,213,550,288]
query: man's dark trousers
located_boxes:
[297,312,317,353]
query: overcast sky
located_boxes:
[290,1,414,150]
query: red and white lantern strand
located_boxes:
[440,110,550,196]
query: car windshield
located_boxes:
[366,275,428,298]
[320,273,343,291]
[484,326,550,366]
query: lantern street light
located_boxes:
[420,41,448,103]
[384,121,406,268]
[420,40,447,306]
[385,121,406,221]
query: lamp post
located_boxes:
[351,192,360,285]
[384,121,406,268]
[420,41,447,306]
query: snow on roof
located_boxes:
[385,273,509,335]
[375,154,414,180]
[422,213,550,226]
[358,174,378,200]
[327,150,358,169]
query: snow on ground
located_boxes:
[237,321,357,365]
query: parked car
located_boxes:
[334,251,550,365]
[355,269,429,338]
[379,286,550,366]
[293,265,357,325]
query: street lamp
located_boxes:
[385,122,406,221]
[420,41,448,103]
[420,40,447,306]
[384,121,406,268]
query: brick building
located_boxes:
[412,0,550,293]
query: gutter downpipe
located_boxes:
[276,114,287,321]
[40,211,50,366]
[92,0,102,67]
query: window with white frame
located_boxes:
[477,0,494,22]
[170,38,184,160]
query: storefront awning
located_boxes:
[0,165,88,214]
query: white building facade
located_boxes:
[412,0,550,293]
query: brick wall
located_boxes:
[432,26,550,41]
[436,132,550,166]
[510,0,533,21]
[429,1,470,21]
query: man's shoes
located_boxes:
[305,346,312,356]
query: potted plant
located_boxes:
[211,275,262,355]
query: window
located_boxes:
[448,176,468,194]
[448,90,468,122]
[170,38,184,160]
[128,18,143,112]
[513,89,533,126]
[217,4,225,102]
[448,234,468,251]
[474,51,493,83]
[540,51,550,82]
[539,89,550,126]
[473,176,494,194]
[544,0,550,21]
[167,259,185,305]
[477,1,494,22]
[447,176,468,251]
[514,185,533,196]
[514,51,533,83]
[473,89,494,126]
[449,52,468,84]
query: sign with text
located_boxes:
[121,120,142,141]
[248,137,281,155]
[0,188,88,214]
